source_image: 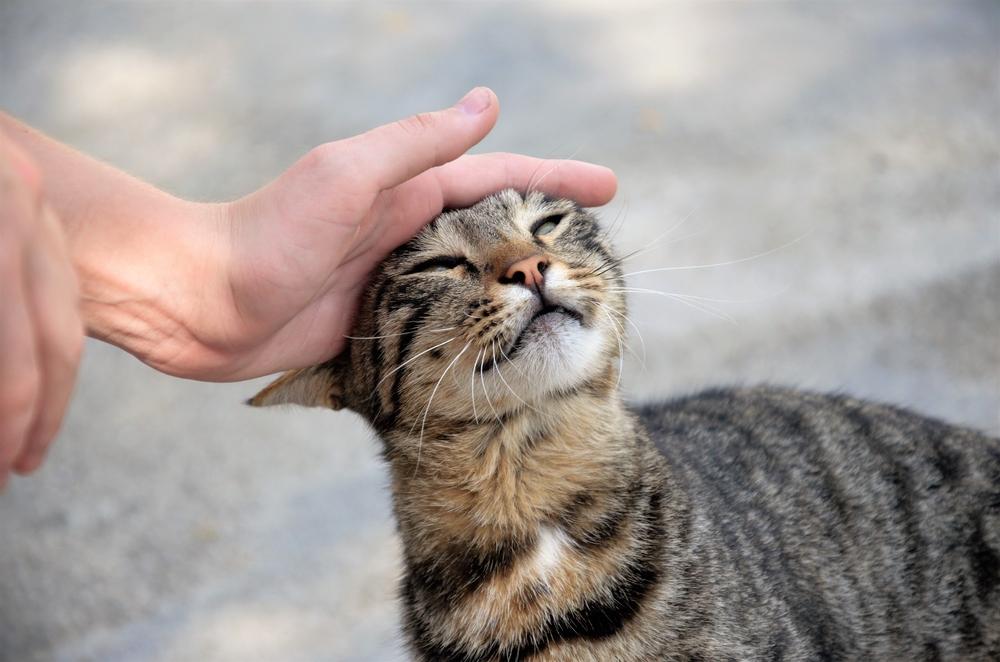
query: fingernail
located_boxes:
[455,87,492,115]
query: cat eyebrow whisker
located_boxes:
[622,234,807,278]
[346,326,457,340]
[598,197,629,243]
[525,145,584,198]
[595,229,708,280]
[411,341,472,477]
[588,206,700,278]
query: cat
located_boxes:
[250,189,1000,661]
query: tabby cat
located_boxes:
[251,190,1000,661]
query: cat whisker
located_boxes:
[345,326,457,341]
[595,301,646,369]
[610,286,791,306]
[598,305,626,388]
[481,343,503,427]
[609,287,754,304]
[525,145,584,196]
[492,343,542,416]
[588,206,700,279]
[470,347,484,424]
[372,335,460,396]
[622,234,807,278]
[612,288,738,325]
[598,197,629,244]
[497,343,526,377]
[411,341,472,477]
[522,139,577,196]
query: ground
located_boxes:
[1,1,997,660]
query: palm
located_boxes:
[215,169,446,379]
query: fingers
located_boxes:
[337,87,499,193]
[14,204,83,474]
[338,152,619,269]
[432,152,618,209]
[0,248,39,488]
[0,145,42,487]
[0,137,82,484]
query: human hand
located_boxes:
[147,87,617,380]
[0,134,83,485]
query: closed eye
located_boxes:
[406,256,478,276]
[531,213,566,237]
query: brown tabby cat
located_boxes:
[251,190,1000,661]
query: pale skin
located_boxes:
[0,87,617,487]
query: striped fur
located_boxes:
[251,190,1000,660]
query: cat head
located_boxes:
[250,189,626,436]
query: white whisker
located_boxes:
[591,205,700,278]
[496,343,525,376]
[493,343,541,415]
[527,145,583,195]
[609,287,754,305]
[623,234,807,278]
[373,335,459,394]
[412,341,471,476]
[481,344,503,426]
[621,289,738,324]
[470,347,483,424]
[599,198,629,243]
[345,326,457,341]
[596,301,645,369]
[599,305,626,388]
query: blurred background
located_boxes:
[1,1,997,660]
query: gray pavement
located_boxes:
[1,1,998,660]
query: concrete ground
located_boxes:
[1,1,998,660]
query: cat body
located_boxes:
[251,190,999,660]
[638,387,999,660]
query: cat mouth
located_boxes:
[481,304,583,371]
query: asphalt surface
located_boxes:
[1,2,998,660]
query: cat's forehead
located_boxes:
[392,189,579,262]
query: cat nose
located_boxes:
[499,254,549,289]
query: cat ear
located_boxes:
[247,364,346,410]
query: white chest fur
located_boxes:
[529,526,571,580]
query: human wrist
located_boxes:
[75,195,231,376]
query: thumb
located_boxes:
[343,87,499,192]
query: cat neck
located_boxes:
[382,373,640,544]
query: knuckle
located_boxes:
[302,142,342,174]
[302,142,360,182]
[397,112,437,134]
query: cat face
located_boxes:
[251,190,626,431]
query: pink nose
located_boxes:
[500,255,549,289]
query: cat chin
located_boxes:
[507,316,607,399]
